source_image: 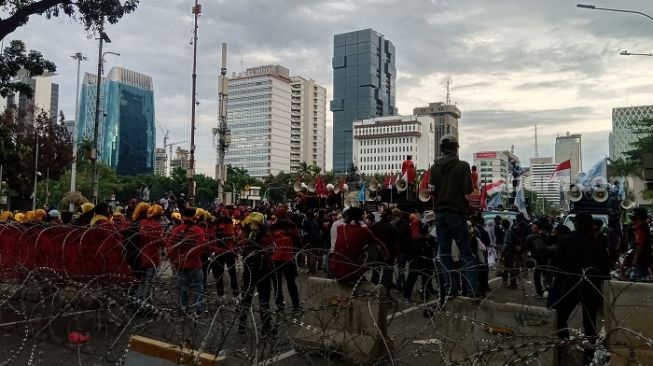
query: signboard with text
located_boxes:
[475,152,497,159]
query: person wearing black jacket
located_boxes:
[550,212,610,365]
[525,220,548,298]
[370,208,400,292]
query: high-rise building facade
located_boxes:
[76,67,155,175]
[170,147,189,172]
[528,157,561,206]
[290,76,327,172]
[353,115,434,176]
[555,132,582,180]
[226,65,292,179]
[3,74,59,119]
[331,28,397,173]
[611,105,653,160]
[472,151,520,192]
[154,148,167,176]
[414,102,461,160]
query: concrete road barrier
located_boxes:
[431,297,558,366]
[293,276,390,364]
[604,280,653,365]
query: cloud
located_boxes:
[6,0,653,178]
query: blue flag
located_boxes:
[358,183,366,202]
[488,193,502,209]
[578,158,607,187]
[514,181,530,220]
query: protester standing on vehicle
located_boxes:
[429,134,479,298]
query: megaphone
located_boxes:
[293,181,303,192]
[592,186,609,203]
[307,181,316,193]
[621,198,636,210]
[569,184,584,202]
[369,178,379,192]
[418,188,431,202]
[395,176,407,192]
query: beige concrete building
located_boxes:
[290,76,327,172]
[413,102,460,159]
[154,148,167,176]
[353,115,435,176]
[170,147,189,171]
[528,157,561,206]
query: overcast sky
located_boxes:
[10,0,653,175]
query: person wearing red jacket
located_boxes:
[136,204,165,306]
[206,215,239,299]
[329,207,389,283]
[270,207,302,312]
[167,207,206,315]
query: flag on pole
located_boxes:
[550,159,571,181]
[480,186,488,210]
[514,182,530,220]
[578,158,607,187]
[419,169,431,191]
[487,193,502,208]
[358,182,366,202]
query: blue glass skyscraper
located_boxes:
[331,29,396,173]
[76,67,155,175]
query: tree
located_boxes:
[225,165,260,193]
[0,1,139,97]
[626,117,653,162]
[0,40,56,97]
[0,0,139,41]
[608,157,642,180]
[0,107,73,199]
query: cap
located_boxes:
[80,203,95,214]
[48,210,61,218]
[439,134,459,147]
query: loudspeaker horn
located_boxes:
[395,176,408,192]
[418,188,431,202]
[569,184,584,202]
[369,178,379,192]
[621,198,636,210]
[307,181,316,193]
[592,186,609,203]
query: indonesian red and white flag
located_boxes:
[550,159,571,180]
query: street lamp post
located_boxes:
[91,18,114,205]
[188,1,202,204]
[577,3,653,22]
[620,50,653,57]
[69,52,88,212]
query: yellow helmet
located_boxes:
[132,202,151,221]
[14,213,25,222]
[147,204,164,218]
[81,202,95,214]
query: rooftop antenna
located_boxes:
[240,55,244,72]
[445,77,451,105]
[534,124,539,158]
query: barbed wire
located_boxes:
[0,222,650,365]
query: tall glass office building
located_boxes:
[331,29,397,173]
[76,67,155,175]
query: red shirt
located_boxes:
[633,222,652,266]
[329,224,386,282]
[139,218,164,269]
[167,223,205,269]
[401,159,416,184]
[270,220,301,262]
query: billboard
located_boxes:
[475,152,497,159]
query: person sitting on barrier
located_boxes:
[550,212,610,365]
[167,207,206,315]
[237,211,274,336]
[136,204,165,308]
[329,207,389,283]
[270,207,303,312]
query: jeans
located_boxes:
[435,211,479,297]
[176,268,206,313]
[136,267,156,304]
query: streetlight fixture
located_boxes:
[576,3,653,22]
[620,50,653,57]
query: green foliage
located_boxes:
[626,117,653,162]
[607,157,642,179]
[0,107,73,198]
[225,165,260,193]
[0,40,56,98]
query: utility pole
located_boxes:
[70,52,88,211]
[215,42,230,204]
[32,123,39,210]
[188,1,201,203]
[91,18,111,205]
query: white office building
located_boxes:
[528,157,561,206]
[2,74,59,119]
[555,132,582,181]
[352,115,435,176]
[472,150,521,198]
[290,76,327,172]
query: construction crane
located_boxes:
[157,123,188,177]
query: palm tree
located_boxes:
[296,161,311,181]
[309,164,322,177]
[608,157,642,179]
